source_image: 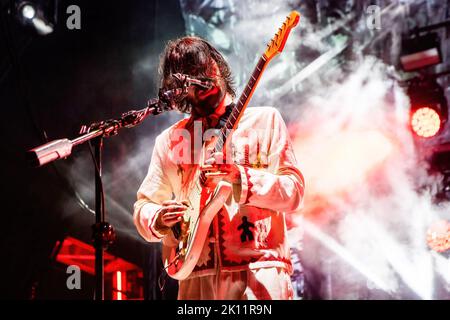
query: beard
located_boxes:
[189,78,226,117]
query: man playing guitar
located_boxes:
[133,35,305,300]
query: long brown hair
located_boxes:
[159,36,235,113]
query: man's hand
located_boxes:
[201,151,241,187]
[155,200,189,231]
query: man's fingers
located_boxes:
[158,210,184,228]
[162,199,181,206]
[200,164,216,171]
[157,200,190,228]
[204,157,216,165]
[205,171,228,177]
[162,211,185,221]
[201,164,232,173]
[180,199,190,207]
[163,204,188,213]
[204,151,224,165]
[162,199,189,206]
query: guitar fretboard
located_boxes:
[215,55,267,152]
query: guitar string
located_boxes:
[182,56,267,249]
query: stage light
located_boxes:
[406,77,448,139]
[411,107,441,138]
[14,1,54,36]
[426,220,450,253]
[20,3,36,19]
[400,33,442,72]
[30,16,53,35]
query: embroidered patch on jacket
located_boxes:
[237,216,255,242]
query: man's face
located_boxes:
[187,62,226,118]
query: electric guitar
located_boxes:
[162,11,301,280]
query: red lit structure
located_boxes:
[54,237,143,300]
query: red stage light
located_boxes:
[55,237,142,299]
[113,271,126,300]
[411,107,441,138]
[426,220,450,253]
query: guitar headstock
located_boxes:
[264,11,300,61]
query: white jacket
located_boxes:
[134,106,305,278]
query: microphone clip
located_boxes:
[172,73,213,90]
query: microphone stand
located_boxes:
[27,97,173,300]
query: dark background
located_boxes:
[0,0,186,299]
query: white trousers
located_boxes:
[178,267,294,300]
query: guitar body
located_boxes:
[161,11,300,280]
[162,180,232,280]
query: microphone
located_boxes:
[27,82,195,167]
[152,73,215,113]
[27,139,73,167]
[172,73,213,90]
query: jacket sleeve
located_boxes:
[133,133,173,242]
[234,108,305,212]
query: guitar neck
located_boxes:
[212,10,301,152]
[215,55,269,152]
